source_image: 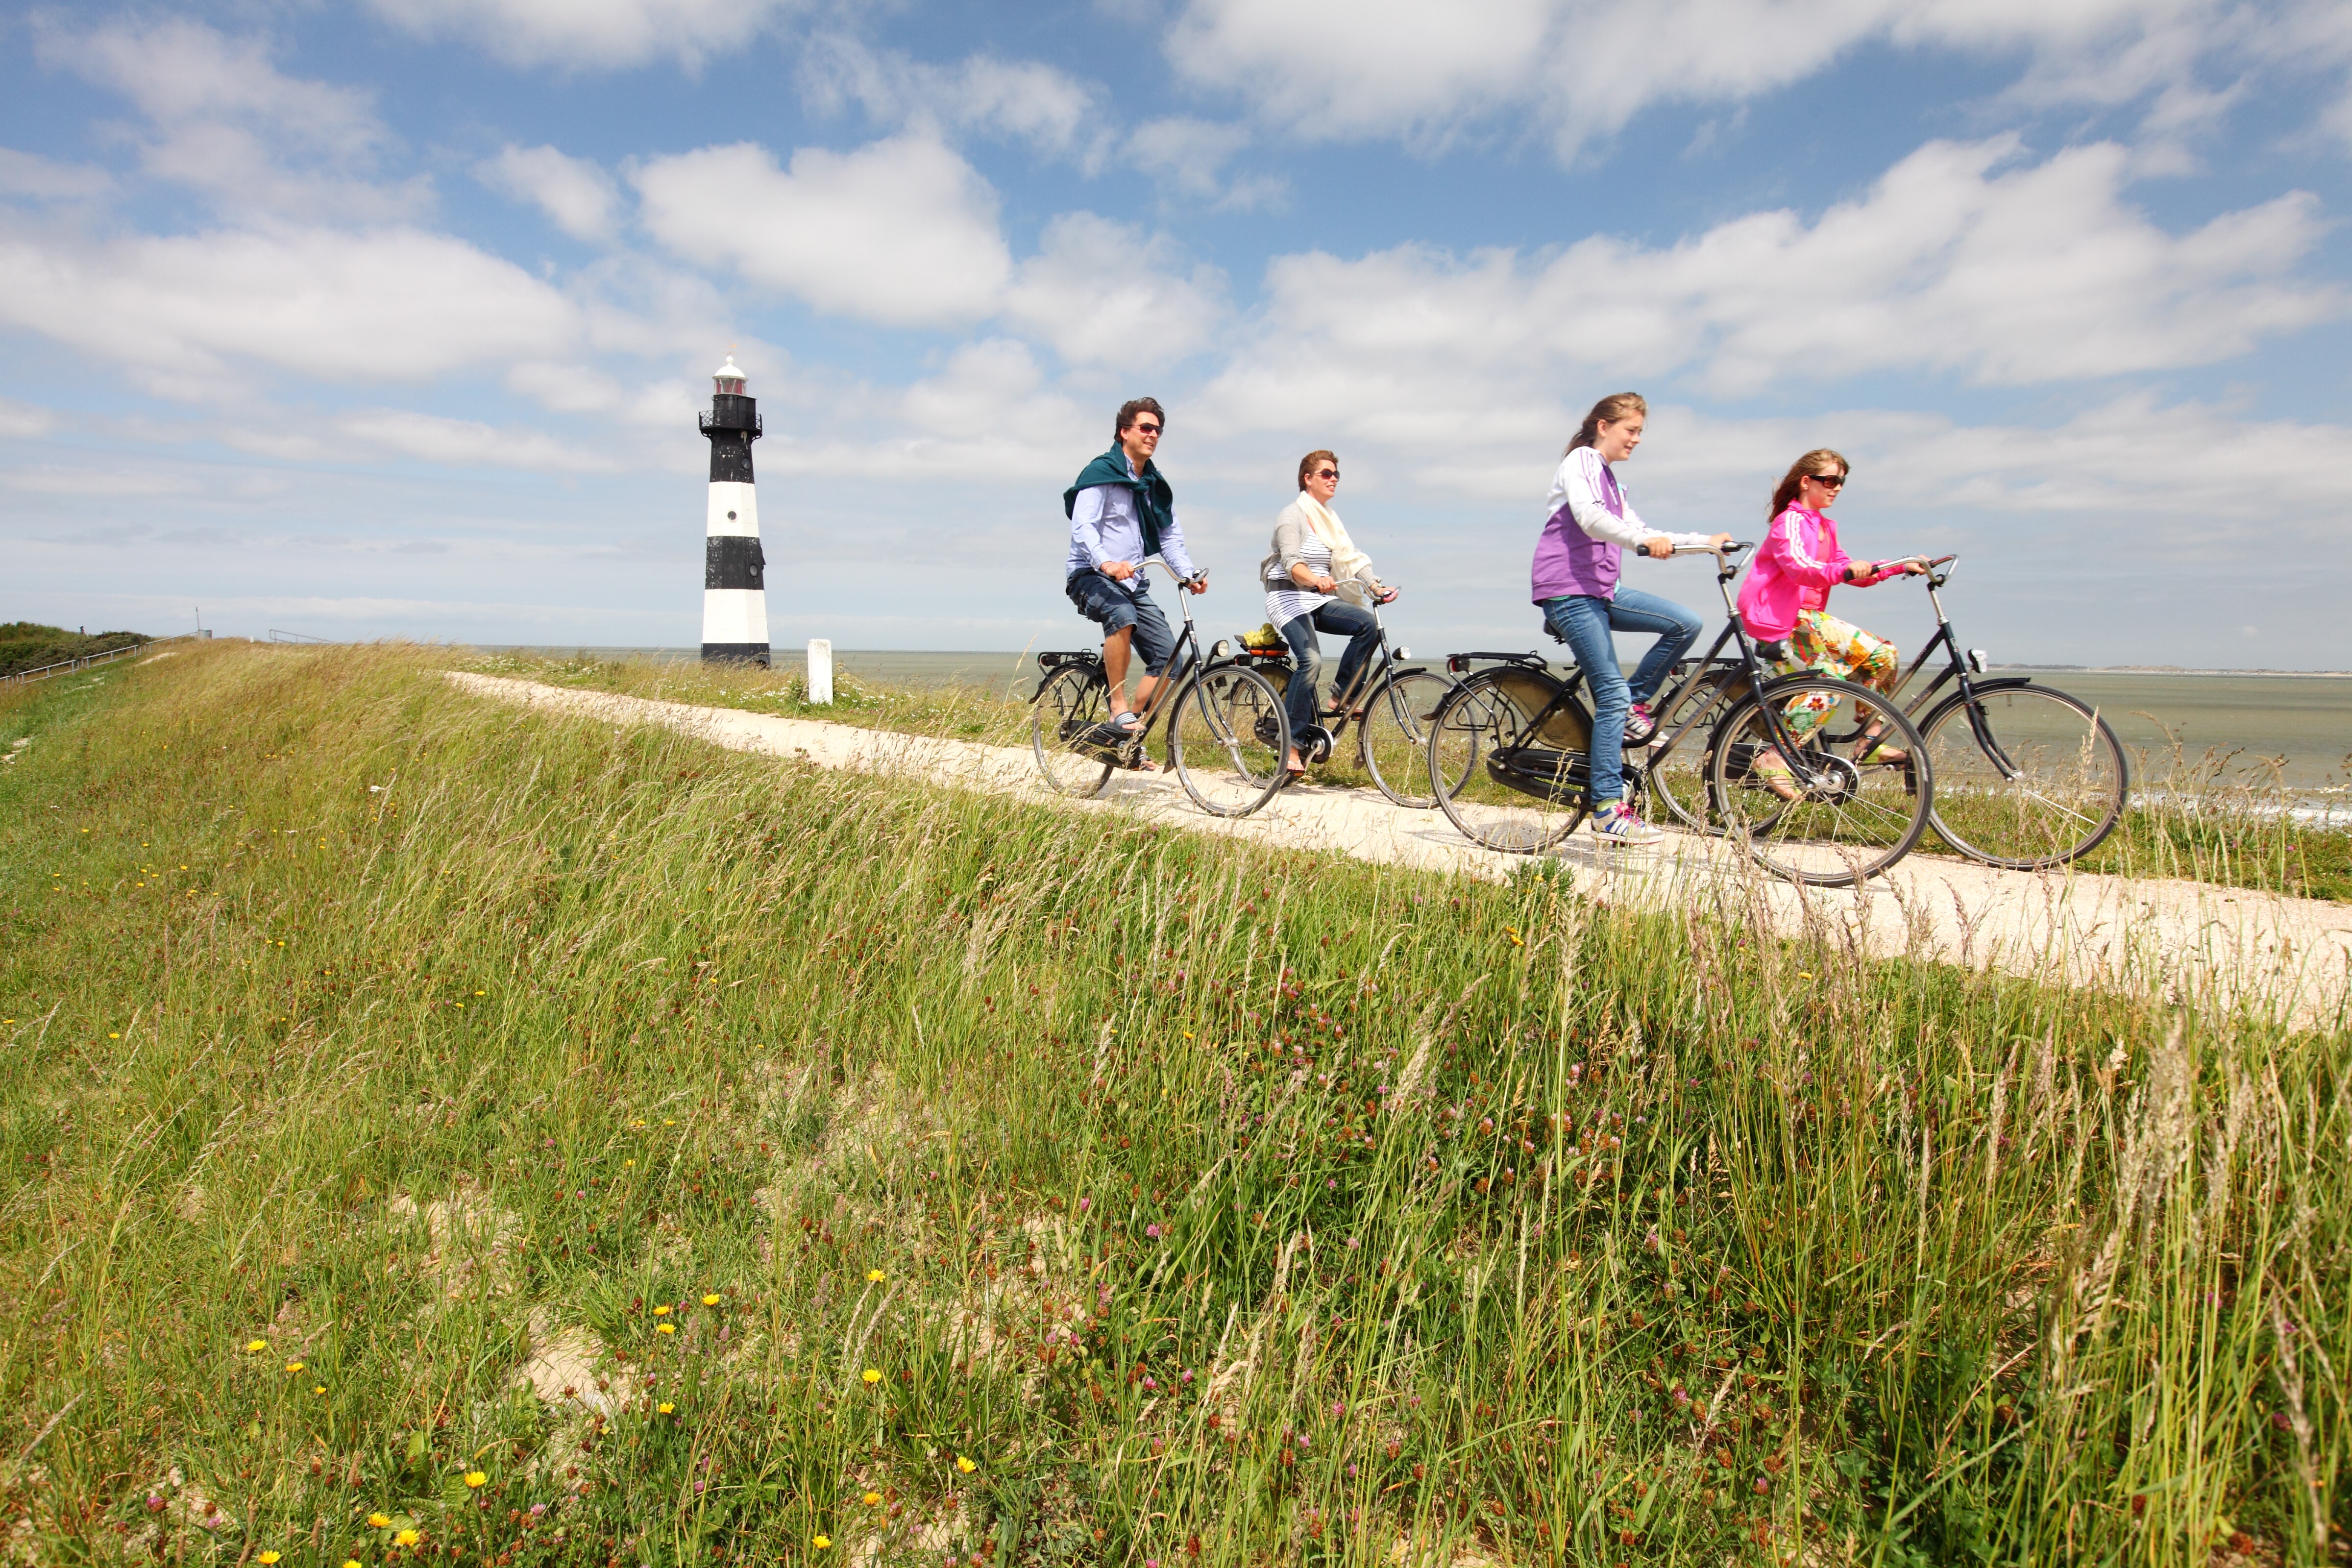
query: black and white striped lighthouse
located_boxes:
[699,355,769,665]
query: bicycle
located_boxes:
[1423,542,1937,885]
[1886,555,2129,868]
[1029,563,1293,818]
[1209,596,1457,808]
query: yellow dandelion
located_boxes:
[652,1304,672,1315]
[624,1158,635,1167]
[701,1293,720,1306]
[245,1339,268,1352]
[861,1369,882,1385]
[463,1471,487,1489]
[658,1401,675,1415]
[861,1491,881,1507]
[285,1361,305,1372]
[656,1322,676,1335]
[394,1530,420,1547]
[258,1554,282,1564]
[313,1385,327,1396]
[368,1514,392,1529]
[344,1559,363,1568]
[473,990,485,997]
[812,1538,831,1551]
[866,1269,884,1283]
[956,1455,976,1474]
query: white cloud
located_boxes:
[0,398,58,440]
[335,410,627,472]
[39,19,425,221]
[477,144,622,243]
[765,339,1095,485]
[366,0,803,70]
[0,148,113,202]
[798,36,1106,163]
[1163,0,2226,158]
[1002,214,1227,368]
[633,135,1011,327]
[1126,117,1286,210]
[0,227,583,398]
[1198,135,2339,446]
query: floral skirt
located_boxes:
[1777,610,1899,737]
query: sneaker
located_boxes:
[1590,802,1665,845]
[1623,702,1658,744]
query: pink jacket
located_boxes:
[1737,505,1888,640]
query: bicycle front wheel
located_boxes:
[1709,677,1931,884]
[1429,672,1589,853]
[1357,670,1454,808]
[1922,684,2127,868]
[1030,664,1115,799]
[1169,665,1291,817]
[1642,667,1747,834]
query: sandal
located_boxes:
[1853,728,1909,766]
[1109,710,1143,736]
[1750,749,1803,802]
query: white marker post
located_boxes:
[807,639,833,705]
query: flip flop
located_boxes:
[1750,750,1804,802]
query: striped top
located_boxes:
[1265,533,1335,629]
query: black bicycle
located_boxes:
[1210,597,1456,808]
[1884,556,2129,868]
[1029,563,1293,818]
[1424,542,1937,885]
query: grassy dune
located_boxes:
[458,650,2352,903]
[1,642,2347,1568]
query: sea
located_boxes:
[486,648,2350,795]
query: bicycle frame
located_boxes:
[1033,561,1268,770]
[1882,556,2039,777]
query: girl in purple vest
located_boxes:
[1533,392,1728,845]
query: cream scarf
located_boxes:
[1296,491,1377,594]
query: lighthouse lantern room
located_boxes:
[698,354,770,665]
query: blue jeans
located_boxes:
[1277,601,1382,743]
[1067,572,1177,676]
[1540,588,1703,805]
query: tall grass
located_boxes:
[1,643,2346,1567]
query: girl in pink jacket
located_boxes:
[1736,448,1926,787]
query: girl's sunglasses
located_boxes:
[1813,473,1848,488]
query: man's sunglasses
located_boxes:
[1132,421,1162,435]
[1813,473,1848,488]
[1313,468,1339,480]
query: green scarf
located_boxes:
[1063,445,1174,560]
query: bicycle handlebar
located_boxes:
[1642,540,1755,558]
[1140,559,1208,590]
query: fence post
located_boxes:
[807,639,833,705]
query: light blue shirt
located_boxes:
[1064,468,1196,595]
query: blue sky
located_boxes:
[3,0,2349,668]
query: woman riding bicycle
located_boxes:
[1261,449,1396,779]
[1535,392,1728,845]
[1737,447,1927,795]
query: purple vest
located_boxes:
[1530,460,1624,602]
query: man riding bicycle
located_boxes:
[1063,397,1207,747]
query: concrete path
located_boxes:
[447,673,2352,1028]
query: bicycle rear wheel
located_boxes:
[1428,672,1589,853]
[1169,665,1290,817]
[1922,684,2127,868]
[1709,677,1931,884]
[1357,670,1455,808]
[1030,664,1114,798]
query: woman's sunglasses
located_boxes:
[1313,468,1339,481]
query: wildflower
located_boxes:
[395,1530,420,1547]
[861,1492,882,1506]
[463,1472,487,1489]
[862,1369,882,1385]
[1077,1197,1090,1212]
[245,1339,268,1352]
[1145,1224,1162,1240]
[313,1385,327,1396]
[956,1456,976,1474]
[658,1402,675,1415]
[368,1515,392,1529]
[702,1294,721,1305]
[344,1560,363,1568]
[259,1555,282,1564]
[812,1537,831,1550]
[653,1304,672,1316]
[656,1323,676,1336]
[866,1269,884,1283]
[285,1361,305,1372]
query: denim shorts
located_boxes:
[1066,571,1176,675]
